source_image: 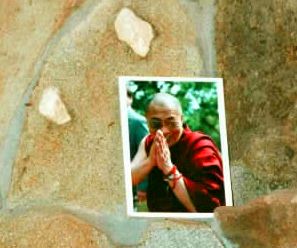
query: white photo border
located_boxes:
[118,76,233,219]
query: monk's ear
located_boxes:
[180,115,183,122]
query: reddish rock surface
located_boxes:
[214,189,297,248]
[0,208,109,248]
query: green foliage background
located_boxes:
[128,80,221,150]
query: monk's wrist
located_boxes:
[163,165,182,190]
[162,162,174,175]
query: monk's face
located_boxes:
[146,104,183,147]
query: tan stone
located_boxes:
[39,87,71,125]
[214,190,297,248]
[115,7,154,57]
[0,0,212,246]
[8,0,203,210]
[0,0,85,150]
[138,220,224,248]
[3,0,296,246]
[0,208,110,248]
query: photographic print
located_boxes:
[119,76,232,218]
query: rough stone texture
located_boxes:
[0,0,86,210]
[7,0,203,211]
[138,220,224,248]
[230,163,270,206]
[214,189,297,248]
[65,204,149,246]
[0,207,110,248]
[1,0,296,246]
[0,0,223,247]
[115,8,154,57]
[216,0,297,202]
[6,0,297,246]
[179,0,217,76]
[0,0,85,155]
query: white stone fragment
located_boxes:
[114,7,154,57]
[38,87,71,125]
[291,194,297,203]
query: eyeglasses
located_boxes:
[148,118,182,131]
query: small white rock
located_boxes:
[38,87,71,125]
[115,7,154,57]
[291,195,297,203]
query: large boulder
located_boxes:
[214,189,297,248]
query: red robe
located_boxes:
[145,126,225,212]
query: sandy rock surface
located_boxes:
[214,189,297,248]
[6,0,203,211]
[0,0,85,151]
[138,220,224,248]
[0,207,109,248]
[2,0,296,246]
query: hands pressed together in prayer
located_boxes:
[148,130,174,175]
[144,129,196,212]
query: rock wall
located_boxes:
[215,0,297,247]
[0,0,224,247]
[0,0,86,207]
[216,0,297,205]
[1,0,296,247]
[7,0,203,209]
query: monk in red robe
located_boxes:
[131,93,225,212]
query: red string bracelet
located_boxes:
[164,165,176,177]
[163,165,182,190]
[171,173,182,190]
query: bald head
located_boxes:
[146,93,183,115]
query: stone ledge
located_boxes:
[214,189,297,248]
